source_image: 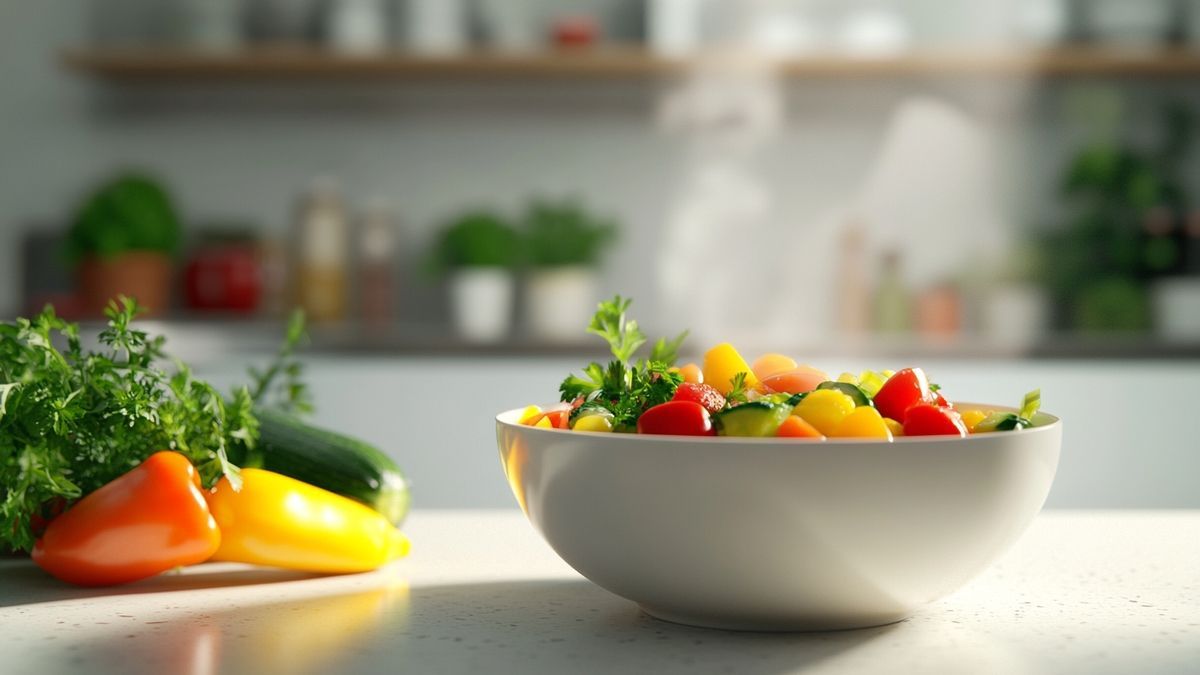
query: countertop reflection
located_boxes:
[2,510,1198,675]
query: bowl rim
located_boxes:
[496,402,1061,446]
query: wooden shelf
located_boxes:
[61,46,1200,81]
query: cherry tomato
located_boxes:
[672,382,727,414]
[545,409,571,429]
[527,408,571,429]
[636,401,714,436]
[873,367,934,421]
[933,391,951,407]
[903,403,968,437]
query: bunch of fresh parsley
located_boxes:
[0,298,306,552]
[559,296,688,431]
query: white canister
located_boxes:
[476,0,540,51]
[525,267,598,342]
[328,0,390,54]
[450,268,515,343]
[1153,277,1200,340]
[648,0,703,56]
[982,284,1050,347]
[405,0,467,54]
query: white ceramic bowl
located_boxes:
[496,404,1061,631]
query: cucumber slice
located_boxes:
[815,381,873,407]
[974,411,1026,433]
[714,402,793,437]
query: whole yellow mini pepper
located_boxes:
[206,468,409,573]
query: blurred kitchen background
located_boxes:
[3,0,1200,508]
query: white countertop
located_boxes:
[2,510,1197,675]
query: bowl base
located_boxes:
[639,605,911,633]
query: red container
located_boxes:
[184,245,262,313]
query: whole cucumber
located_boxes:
[236,408,410,526]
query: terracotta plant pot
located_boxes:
[78,252,173,317]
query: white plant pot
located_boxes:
[450,269,515,343]
[1153,277,1200,341]
[525,267,598,342]
[405,0,466,54]
[476,0,540,51]
[981,284,1049,347]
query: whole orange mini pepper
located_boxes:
[32,451,221,586]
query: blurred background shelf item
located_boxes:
[55,316,1200,363]
[60,46,1200,80]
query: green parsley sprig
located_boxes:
[0,297,304,552]
[559,296,687,431]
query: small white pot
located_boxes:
[525,267,598,342]
[405,0,467,54]
[476,0,540,51]
[450,268,515,343]
[981,284,1049,347]
[1153,277,1200,341]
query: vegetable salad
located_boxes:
[520,297,1043,440]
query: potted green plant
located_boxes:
[431,211,519,342]
[521,198,617,341]
[67,173,181,317]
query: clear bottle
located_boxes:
[292,178,349,323]
[872,249,912,334]
[357,199,398,325]
[836,219,870,337]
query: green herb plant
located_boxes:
[1039,97,1195,332]
[0,297,306,552]
[428,211,519,274]
[559,297,687,431]
[66,173,181,262]
[523,199,617,268]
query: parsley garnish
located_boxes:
[558,296,686,430]
[649,330,689,367]
[586,296,645,363]
[725,372,750,406]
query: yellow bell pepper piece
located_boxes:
[793,389,857,436]
[883,417,904,437]
[960,409,988,433]
[517,405,543,425]
[703,343,758,395]
[534,415,554,429]
[573,413,614,433]
[832,406,893,439]
[206,468,410,574]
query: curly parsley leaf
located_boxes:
[0,297,304,552]
[587,296,646,364]
[558,297,687,429]
[248,309,312,416]
[649,330,689,367]
[725,372,750,406]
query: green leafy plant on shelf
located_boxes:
[523,198,617,268]
[66,172,181,262]
[1038,97,1195,333]
[428,211,520,273]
